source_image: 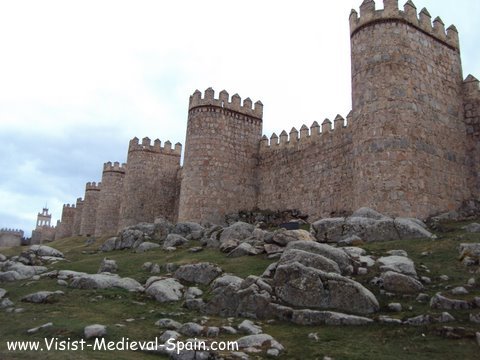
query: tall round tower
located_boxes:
[80,181,101,236]
[178,88,263,224]
[350,0,470,218]
[95,162,126,237]
[117,137,181,230]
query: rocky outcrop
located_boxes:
[381,271,424,294]
[311,208,433,243]
[145,277,184,303]
[273,262,379,315]
[69,273,143,292]
[174,263,223,285]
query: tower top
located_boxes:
[349,0,459,50]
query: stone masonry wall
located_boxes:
[55,204,76,240]
[0,229,24,247]
[95,162,126,237]
[72,197,83,236]
[258,115,354,221]
[178,88,263,224]
[349,0,470,219]
[464,75,480,199]
[80,182,101,236]
[118,138,181,229]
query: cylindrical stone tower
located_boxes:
[178,88,263,224]
[55,204,76,240]
[117,137,181,230]
[95,162,126,237]
[71,197,83,236]
[80,181,101,236]
[350,0,470,218]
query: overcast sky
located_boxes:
[0,0,478,237]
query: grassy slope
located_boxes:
[0,221,479,359]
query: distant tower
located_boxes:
[349,0,469,218]
[31,207,56,244]
[178,88,263,224]
[36,207,52,228]
[80,182,101,236]
[118,137,181,230]
[95,162,126,236]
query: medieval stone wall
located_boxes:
[55,204,76,240]
[258,115,354,221]
[118,138,181,229]
[464,75,480,199]
[0,229,24,247]
[95,162,126,237]
[80,182,101,236]
[349,0,470,219]
[72,197,83,236]
[178,88,263,224]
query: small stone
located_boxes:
[238,320,262,335]
[357,267,368,275]
[221,326,237,335]
[420,276,431,284]
[308,332,319,341]
[27,322,53,334]
[98,258,118,273]
[468,278,476,286]
[158,330,180,343]
[388,303,402,312]
[207,326,220,337]
[476,332,480,347]
[57,280,68,287]
[451,286,469,295]
[387,250,408,257]
[125,318,135,322]
[189,247,203,253]
[178,322,204,337]
[0,289,6,299]
[267,348,280,357]
[439,275,449,281]
[416,293,430,303]
[470,313,480,324]
[421,251,432,257]
[155,318,182,330]
[84,324,107,339]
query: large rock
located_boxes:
[271,229,315,246]
[174,263,222,285]
[145,278,184,302]
[286,241,352,275]
[163,234,188,249]
[459,243,480,264]
[381,271,424,294]
[228,243,258,258]
[0,261,47,281]
[29,245,64,258]
[291,309,373,326]
[69,273,143,292]
[171,222,204,240]
[0,288,6,299]
[236,334,284,354]
[21,291,64,303]
[430,293,471,310]
[220,222,255,244]
[311,208,432,243]
[100,237,117,252]
[135,242,161,253]
[273,262,379,315]
[377,256,417,277]
[463,223,480,233]
[211,274,243,290]
[278,249,341,274]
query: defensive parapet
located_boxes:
[103,161,126,174]
[350,0,469,218]
[179,88,263,224]
[260,113,352,151]
[463,75,480,198]
[72,197,84,236]
[80,181,102,236]
[189,88,263,120]
[118,137,181,229]
[349,0,459,50]
[128,137,182,156]
[95,161,127,236]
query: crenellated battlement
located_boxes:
[103,161,127,174]
[62,203,76,209]
[464,75,480,99]
[260,112,352,151]
[350,0,459,50]
[189,88,263,120]
[0,228,24,236]
[128,137,182,157]
[85,181,102,191]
